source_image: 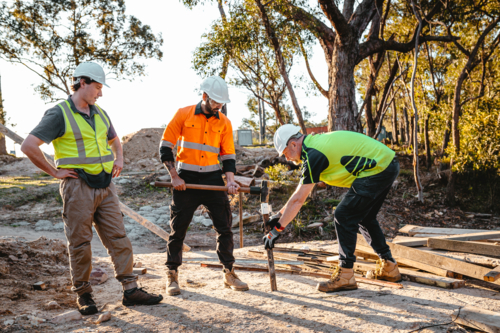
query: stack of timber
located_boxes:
[384,224,500,287]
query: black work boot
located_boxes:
[122,287,163,306]
[77,292,98,315]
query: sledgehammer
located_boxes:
[154,180,278,291]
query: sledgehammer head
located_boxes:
[260,180,269,204]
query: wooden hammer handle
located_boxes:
[154,181,254,193]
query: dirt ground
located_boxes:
[1,234,500,333]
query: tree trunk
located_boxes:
[0,133,7,155]
[424,115,431,169]
[441,119,451,155]
[328,36,361,132]
[261,98,266,142]
[391,98,398,145]
[254,0,307,134]
[403,107,410,144]
[409,115,414,148]
[365,95,375,137]
[399,118,405,144]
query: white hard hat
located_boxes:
[274,124,302,156]
[200,76,230,103]
[72,62,109,88]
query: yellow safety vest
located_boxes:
[52,100,114,175]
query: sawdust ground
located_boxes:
[1,234,499,332]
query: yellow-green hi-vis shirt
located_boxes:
[300,131,396,188]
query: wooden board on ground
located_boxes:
[400,269,465,289]
[399,225,500,241]
[427,238,500,257]
[484,267,500,282]
[452,305,500,333]
[355,244,454,278]
[393,230,500,247]
[418,248,500,268]
[231,214,261,228]
[357,234,500,285]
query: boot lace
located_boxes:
[329,265,342,282]
[373,259,387,278]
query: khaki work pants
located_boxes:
[60,177,137,296]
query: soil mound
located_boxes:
[121,128,164,171]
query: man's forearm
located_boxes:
[109,138,123,160]
[225,171,235,183]
[22,145,58,177]
[163,161,180,179]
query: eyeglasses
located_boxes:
[207,96,225,108]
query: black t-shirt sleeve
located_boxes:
[101,109,117,141]
[160,146,175,163]
[222,159,236,174]
[301,148,330,184]
[29,106,66,144]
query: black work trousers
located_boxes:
[334,158,400,268]
[166,189,235,271]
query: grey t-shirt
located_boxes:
[30,96,117,189]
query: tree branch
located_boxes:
[296,35,328,98]
[318,0,351,40]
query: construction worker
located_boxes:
[159,76,248,295]
[21,62,163,315]
[263,124,402,292]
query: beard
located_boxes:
[205,102,220,115]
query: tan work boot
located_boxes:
[317,266,358,293]
[367,259,402,282]
[166,269,181,296]
[223,268,249,291]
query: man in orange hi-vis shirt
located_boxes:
[159,76,248,296]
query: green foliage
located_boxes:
[265,163,300,184]
[0,0,163,102]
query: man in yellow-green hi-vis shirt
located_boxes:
[262,124,402,293]
[21,62,162,315]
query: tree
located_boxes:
[0,73,7,155]
[0,0,163,102]
[273,0,457,131]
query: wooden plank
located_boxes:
[394,231,500,247]
[451,305,500,333]
[0,123,55,166]
[399,225,500,237]
[355,244,454,277]
[133,267,147,275]
[357,234,500,286]
[400,269,465,289]
[119,202,190,252]
[427,238,500,257]
[484,267,500,282]
[183,258,305,265]
[418,248,500,268]
[199,263,403,289]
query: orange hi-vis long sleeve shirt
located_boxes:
[160,103,236,173]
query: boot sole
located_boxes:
[316,284,358,293]
[377,275,403,283]
[224,283,249,291]
[78,305,98,316]
[122,295,164,307]
[167,290,181,296]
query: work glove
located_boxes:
[261,213,282,232]
[263,226,284,250]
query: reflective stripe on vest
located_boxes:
[177,140,220,154]
[177,161,221,172]
[220,154,235,161]
[160,140,174,148]
[53,101,114,174]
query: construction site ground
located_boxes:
[1,132,500,332]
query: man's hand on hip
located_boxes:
[54,169,78,179]
[226,180,240,195]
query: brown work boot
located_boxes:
[317,266,358,293]
[77,292,98,315]
[122,287,163,306]
[223,268,249,291]
[166,269,181,296]
[367,259,402,282]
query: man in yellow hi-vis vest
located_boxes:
[21,62,163,315]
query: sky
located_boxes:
[1,0,329,156]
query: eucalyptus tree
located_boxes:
[0,0,163,102]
